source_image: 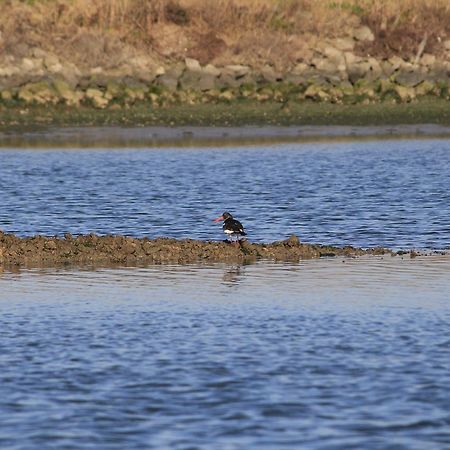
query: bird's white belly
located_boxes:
[224,229,234,235]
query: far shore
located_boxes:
[1,99,450,148]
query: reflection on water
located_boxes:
[0,139,449,249]
[222,265,245,285]
[1,257,449,449]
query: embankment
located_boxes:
[1,1,449,127]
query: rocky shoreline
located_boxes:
[0,232,398,269]
[1,27,449,110]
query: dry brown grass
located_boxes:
[0,0,449,68]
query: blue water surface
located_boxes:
[1,257,450,450]
[1,137,450,450]
[1,138,449,249]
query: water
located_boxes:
[1,257,450,449]
[1,136,450,449]
[1,138,449,249]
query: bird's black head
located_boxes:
[222,211,232,220]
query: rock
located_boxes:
[197,74,217,91]
[0,90,13,101]
[157,73,179,91]
[20,58,35,72]
[44,240,57,251]
[223,65,250,78]
[344,52,360,66]
[304,84,329,101]
[105,81,123,99]
[285,63,312,84]
[218,90,235,101]
[53,79,83,105]
[156,64,184,91]
[124,85,147,102]
[0,65,19,78]
[284,73,304,85]
[328,86,345,101]
[203,64,221,77]
[291,62,309,75]
[364,58,383,81]
[427,61,450,83]
[332,37,355,52]
[379,79,396,94]
[219,71,253,88]
[353,26,375,42]
[322,45,346,68]
[60,62,81,88]
[155,66,166,76]
[44,53,61,70]
[85,88,109,108]
[347,60,371,84]
[260,65,282,83]
[380,60,396,77]
[132,67,156,83]
[420,54,436,67]
[185,57,201,72]
[31,47,47,59]
[17,87,35,104]
[179,70,199,90]
[443,40,450,51]
[148,92,159,103]
[312,57,338,74]
[394,85,416,101]
[415,81,434,96]
[338,82,354,97]
[18,81,58,104]
[285,234,300,246]
[388,55,405,71]
[394,68,425,87]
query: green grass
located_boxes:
[0,97,449,130]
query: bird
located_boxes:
[213,211,247,243]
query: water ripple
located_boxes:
[1,258,450,449]
[0,139,449,248]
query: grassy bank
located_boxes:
[1,98,449,129]
[1,0,449,68]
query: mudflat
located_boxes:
[0,232,396,269]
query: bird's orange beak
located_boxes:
[213,215,224,222]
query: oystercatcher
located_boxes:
[213,211,247,242]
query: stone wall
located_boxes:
[1,26,449,108]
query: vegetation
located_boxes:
[1,97,449,129]
[1,0,449,69]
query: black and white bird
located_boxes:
[213,211,247,242]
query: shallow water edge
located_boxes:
[1,123,450,149]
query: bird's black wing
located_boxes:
[233,219,246,235]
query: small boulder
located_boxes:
[420,54,436,67]
[394,85,416,102]
[185,57,201,72]
[415,81,434,96]
[394,69,425,87]
[353,26,375,42]
[285,235,300,247]
[85,88,109,108]
[332,37,355,52]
